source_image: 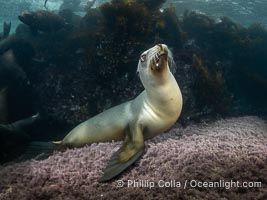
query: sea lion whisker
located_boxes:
[150,48,158,56]
[167,49,177,73]
[150,50,160,65]
[155,52,160,60]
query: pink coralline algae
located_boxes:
[0,116,267,200]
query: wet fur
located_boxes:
[57,44,183,182]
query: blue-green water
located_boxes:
[0,0,267,32]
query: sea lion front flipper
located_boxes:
[99,124,145,182]
[98,148,144,182]
[3,22,11,39]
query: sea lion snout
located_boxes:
[156,44,168,54]
[18,12,35,24]
[151,44,168,71]
[18,14,24,22]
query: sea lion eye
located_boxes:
[140,54,146,63]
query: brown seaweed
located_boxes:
[11,2,267,127]
[192,54,232,114]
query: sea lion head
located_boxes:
[18,11,38,26]
[137,44,174,87]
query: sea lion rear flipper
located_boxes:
[3,22,11,39]
[21,141,57,161]
[7,113,40,132]
[99,124,145,182]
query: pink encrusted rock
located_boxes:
[0,116,266,200]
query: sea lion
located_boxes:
[0,40,35,122]
[56,44,183,182]
[18,10,66,33]
[0,49,28,87]
[0,36,35,61]
[0,113,40,163]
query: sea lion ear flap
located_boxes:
[99,125,145,182]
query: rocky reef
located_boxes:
[0,116,266,199]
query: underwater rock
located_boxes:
[0,116,266,199]
[18,10,66,33]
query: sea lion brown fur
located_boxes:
[56,44,183,182]
[18,10,65,32]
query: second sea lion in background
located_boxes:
[0,114,40,163]
[18,10,66,33]
[0,49,28,87]
[0,36,35,123]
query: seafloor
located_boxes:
[0,116,266,199]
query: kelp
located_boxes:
[192,54,232,114]
[13,2,267,126]
[182,11,267,115]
